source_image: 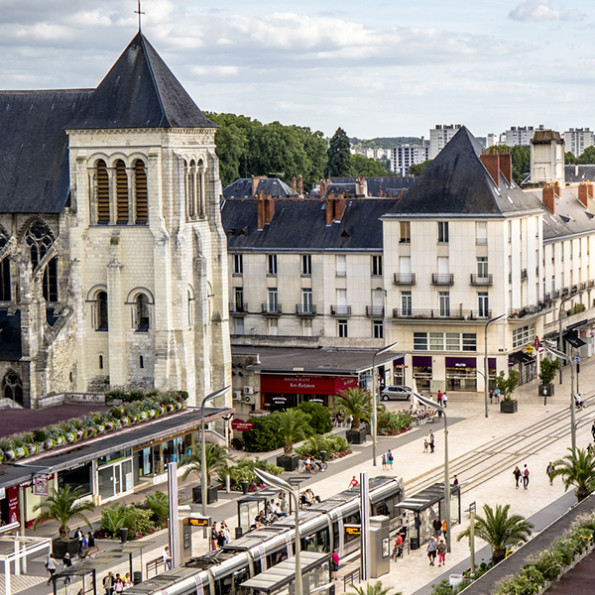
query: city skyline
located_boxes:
[1,0,595,138]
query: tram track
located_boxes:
[403,395,594,498]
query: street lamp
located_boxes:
[200,386,231,522]
[484,314,505,419]
[372,342,398,466]
[255,469,302,595]
[413,391,451,552]
[544,345,576,451]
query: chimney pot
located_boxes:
[325,198,334,225]
[479,154,501,187]
[578,182,589,207]
[542,185,556,213]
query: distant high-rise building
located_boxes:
[486,133,499,148]
[429,125,462,158]
[563,128,594,157]
[390,143,430,176]
[503,126,543,147]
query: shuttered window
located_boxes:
[96,160,110,223]
[134,160,148,224]
[115,160,129,224]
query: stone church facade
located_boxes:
[0,34,231,408]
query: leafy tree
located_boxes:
[297,401,332,434]
[33,485,95,539]
[457,503,533,563]
[408,159,432,176]
[510,145,530,185]
[565,151,578,164]
[578,145,595,164]
[325,127,351,177]
[538,357,559,385]
[550,447,595,502]
[335,387,372,432]
[350,153,392,177]
[349,581,398,595]
[243,415,283,452]
[495,370,520,401]
[272,408,313,457]
[181,443,231,486]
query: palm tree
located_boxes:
[335,387,372,431]
[272,408,313,457]
[457,503,533,564]
[550,447,595,502]
[33,485,95,539]
[349,581,398,595]
[182,443,231,486]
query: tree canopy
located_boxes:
[409,159,432,177]
[325,127,352,177]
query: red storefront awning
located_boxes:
[261,375,358,395]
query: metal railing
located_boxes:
[470,274,493,286]
[229,302,248,314]
[392,308,491,320]
[366,305,385,317]
[331,305,352,316]
[295,304,317,316]
[431,273,454,286]
[261,303,282,315]
[393,272,416,285]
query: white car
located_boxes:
[379,385,412,401]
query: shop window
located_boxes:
[2,371,23,406]
[58,463,92,496]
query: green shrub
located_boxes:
[144,491,169,525]
[377,410,413,436]
[219,457,283,491]
[296,402,332,434]
[295,433,351,459]
[101,504,127,538]
[533,549,564,582]
[123,505,153,537]
[242,416,283,452]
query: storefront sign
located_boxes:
[445,357,476,369]
[8,487,19,524]
[261,375,357,395]
[33,476,49,496]
[231,419,254,432]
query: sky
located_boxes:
[1,0,595,139]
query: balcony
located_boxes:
[588,280,595,289]
[562,288,569,297]
[551,289,560,299]
[393,272,416,285]
[571,285,578,294]
[431,273,454,286]
[229,302,248,315]
[580,281,587,290]
[470,274,493,286]
[392,308,491,320]
[295,304,317,317]
[366,305,385,318]
[331,305,352,317]
[508,303,547,319]
[521,269,528,281]
[261,303,282,316]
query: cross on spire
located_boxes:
[135,0,145,32]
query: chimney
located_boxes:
[320,179,327,198]
[291,176,297,194]
[325,198,334,225]
[479,154,501,187]
[334,198,347,221]
[251,175,266,197]
[588,182,594,198]
[500,153,513,185]
[265,195,275,224]
[578,182,589,207]
[554,181,561,197]
[542,185,555,213]
[298,175,303,196]
[257,195,266,230]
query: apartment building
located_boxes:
[503,125,540,147]
[390,144,430,176]
[429,124,462,158]
[563,128,595,158]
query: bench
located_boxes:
[146,557,167,578]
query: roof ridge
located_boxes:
[137,33,168,128]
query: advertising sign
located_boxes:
[231,419,254,432]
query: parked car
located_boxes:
[379,385,412,401]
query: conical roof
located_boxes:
[68,33,215,129]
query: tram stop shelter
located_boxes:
[52,541,154,595]
[236,488,286,537]
[395,482,461,550]
[240,551,332,594]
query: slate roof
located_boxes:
[310,176,414,198]
[223,177,292,199]
[385,127,543,218]
[222,198,396,251]
[540,187,595,242]
[0,33,213,213]
[565,164,595,184]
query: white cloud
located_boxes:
[509,0,585,22]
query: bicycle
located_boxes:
[298,458,327,473]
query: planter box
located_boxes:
[346,428,367,444]
[500,400,518,414]
[52,537,79,558]
[538,383,554,397]
[276,454,299,471]
[192,485,219,504]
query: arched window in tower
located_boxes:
[135,294,150,331]
[97,291,108,331]
[96,159,110,224]
[134,160,148,224]
[2,370,23,406]
[115,159,129,224]
[26,221,58,302]
[186,160,196,218]
[197,159,205,218]
[0,227,11,301]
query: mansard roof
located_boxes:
[222,198,396,251]
[385,127,543,218]
[69,33,215,130]
[223,178,293,199]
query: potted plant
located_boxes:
[33,485,95,558]
[538,357,559,397]
[272,408,313,471]
[496,370,520,413]
[182,442,231,503]
[335,387,372,444]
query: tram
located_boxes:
[124,476,403,595]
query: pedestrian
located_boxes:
[453,474,459,486]
[437,539,447,567]
[348,476,359,488]
[331,551,339,580]
[87,531,95,549]
[217,530,225,549]
[386,449,394,470]
[546,462,554,486]
[437,390,443,406]
[163,545,172,569]
[591,420,595,442]
[211,522,218,549]
[489,389,494,404]
[103,572,114,595]
[45,553,58,585]
[114,575,124,594]
[494,387,500,404]
[432,515,442,537]
[381,453,387,470]
[513,466,522,488]
[423,438,429,453]
[429,430,435,453]
[76,527,84,555]
[523,464,530,489]
[442,392,448,408]
[392,533,403,561]
[442,519,447,539]
[427,536,438,566]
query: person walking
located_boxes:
[442,392,448,408]
[427,536,438,566]
[453,474,459,486]
[437,390,443,406]
[163,545,172,569]
[46,554,58,585]
[423,438,429,453]
[392,533,403,561]
[489,389,494,404]
[102,572,114,595]
[546,462,554,486]
[513,466,522,488]
[523,464,530,489]
[429,430,435,453]
[348,476,359,488]
[437,539,447,567]
[331,552,339,580]
[494,387,500,404]
[386,449,394,471]
[381,452,387,470]
[432,515,442,537]
[442,519,447,539]
[591,420,595,442]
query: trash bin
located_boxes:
[235,527,243,539]
[192,486,201,503]
[241,481,249,495]
[410,536,419,550]
[133,571,142,585]
[118,528,129,544]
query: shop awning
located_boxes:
[509,351,535,365]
